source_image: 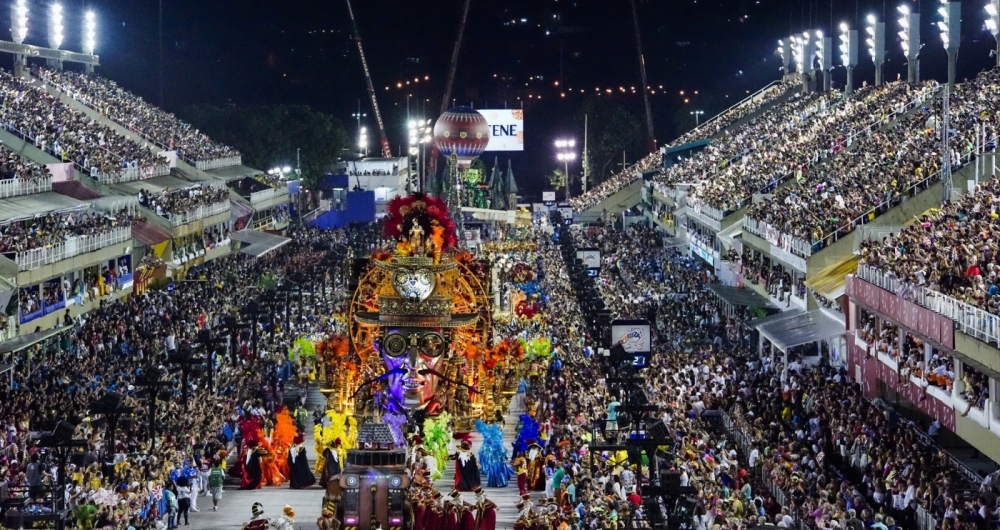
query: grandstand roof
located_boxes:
[0,192,90,223]
[231,230,291,258]
[707,284,774,310]
[113,175,205,195]
[204,165,262,181]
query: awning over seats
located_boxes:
[707,284,775,309]
[805,255,859,302]
[231,230,291,258]
[757,309,845,352]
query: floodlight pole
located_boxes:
[942,84,953,202]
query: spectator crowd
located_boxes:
[137,186,230,221]
[0,208,141,261]
[36,68,240,164]
[0,71,167,180]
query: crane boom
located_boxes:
[345,0,392,158]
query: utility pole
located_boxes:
[629,0,656,152]
[158,0,164,107]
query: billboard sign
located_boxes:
[480,109,524,151]
[542,191,556,206]
[576,248,601,269]
[611,319,652,368]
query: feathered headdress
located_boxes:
[513,413,541,455]
[384,193,458,251]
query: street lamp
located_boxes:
[898,4,921,82]
[555,138,576,200]
[867,14,887,86]
[690,110,705,126]
[840,22,859,94]
[939,0,962,88]
[989,0,1000,66]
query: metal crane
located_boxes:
[345,0,392,158]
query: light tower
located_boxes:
[82,11,96,72]
[989,0,1000,67]
[801,31,818,92]
[10,0,27,76]
[816,30,833,92]
[791,35,807,91]
[840,23,860,94]
[47,3,64,70]
[777,38,793,78]
[867,15,887,86]
[938,1,962,88]
[898,4,921,82]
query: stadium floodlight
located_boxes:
[816,30,833,91]
[938,1,962,87]
[898,4,920,82]
[867,14,886,85]
[989,0,1000,66]
[840,23,859,94]
[11,0,28,44]
[83,11,96,55]
[555,138,576,200]
[49,3,63,50]
[777,39,792,75]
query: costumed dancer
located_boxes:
[272,505,296,530]
[423,490,444,530]
[422,413,452,480]
[459,492,477,530]
[513,456,528,495]
[526,440,546,492]
[239,433,265,490]
[473,486,497,530]
[317,501,341,530]
[443,490,462,530]
[258,435,286,487]
[287,432,316,489]
[513,495,533,530]
[272,407,298,480]
[242,502,269,530]
[320,438,343,487]
[452,439,481,491]
[475,420,511,488]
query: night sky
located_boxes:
[16,0,1000,196]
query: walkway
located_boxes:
[188,386,527,529]
[187,384,327,529]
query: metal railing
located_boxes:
[0,176,51,198]
[194,156,242,171]
[96,163,171,185]
[9,225,131,271]
[857,264,1000,345]
[249,185,290,205]
[167,201,231,227]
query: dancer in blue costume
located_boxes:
[475,420,512,487]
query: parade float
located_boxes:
[312,191,527,530]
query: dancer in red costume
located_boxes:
[473,486,496,530]
[443,490,461,530]
[459,495,476,530]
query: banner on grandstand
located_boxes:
[480,109,524,152]
[611,319,651,368]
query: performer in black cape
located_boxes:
[451,439,481,491]
[240,439,265,490]
[288,433,316,489]
[320,438,342,487]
